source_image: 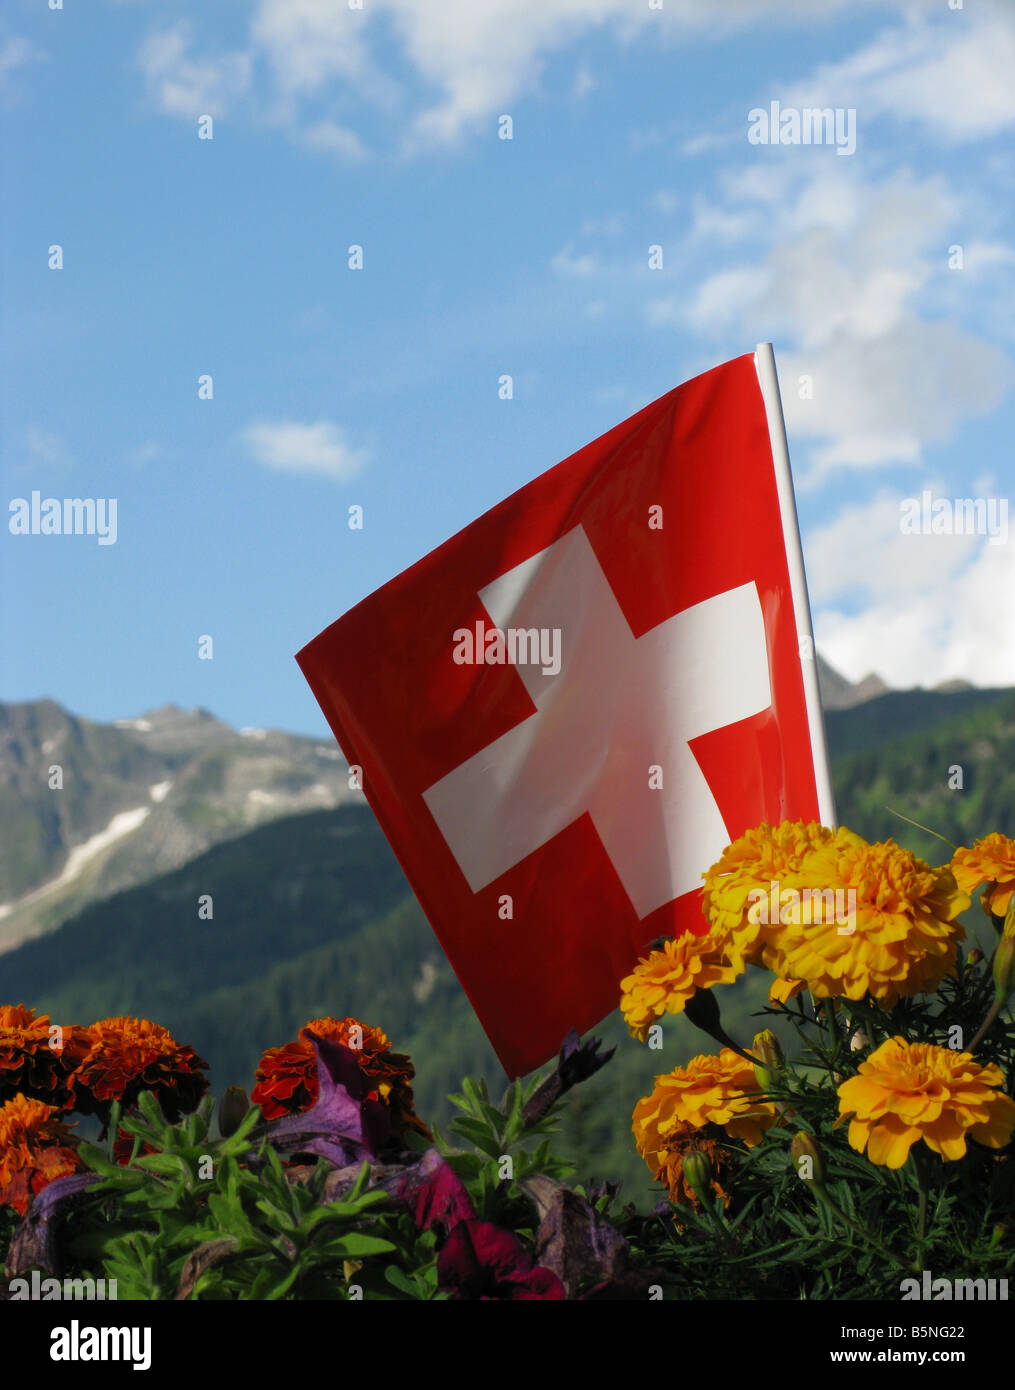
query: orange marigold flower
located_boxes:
[763,830,968,1003]
[836,1036,1015,1169]
[0,1004,89,1109]
[252,1016,430,1140]
[69,1017,208,1122]
[633,1049,780,1152]
[620,934,743,1042]
[0,1093,83,1215]
[701,820,835,968]
[631,1112,733,1209]
[951,834,1015,920]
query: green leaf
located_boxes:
[479,1100,506,1134]
[134,1153,192,1180]
[384,1265,421,1296]
[76,1142,127,1178]
[135,1090,165,1127]
[449,1118,502,1158]
[265,1264,303,1300]
[324,1233,397,1259]
[347,1160,372,1201]
[460,1076,485,1115]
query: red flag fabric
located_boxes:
[296,352,823,1077]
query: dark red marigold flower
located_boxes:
[68,1017,209,1122]
[252,1016,430,1142]
[0,1004,89,1110]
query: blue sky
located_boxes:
[2,0,1013,737]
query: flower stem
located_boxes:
[913,1145,931,1270]
[969,997,1003,1052]
[822,1000,842,1066]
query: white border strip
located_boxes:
[754,342,838,829]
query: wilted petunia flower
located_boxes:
[437,1218,566,1300]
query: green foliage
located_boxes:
[63,1094,401,1300]
[435,1075,574,1230]
[13,1063,585,1301]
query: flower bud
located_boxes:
[790,1131,826,1186]
[683,986,722,1036]
[682,1148,712,1200]
[849,1027,869,1052]
[992,929,1015,1006]
[752,1029,784,1091]
[967,947,984,966]
[218,1085,250,1138]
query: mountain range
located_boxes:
[0,699,358,952]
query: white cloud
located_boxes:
[25,426,69,468]
[551,242,597,276]
[679,129,742,158]
[681,266,772,331]
[784,9,1015,144]
[673,165,1013,474]
[814,538,1015,688]
[805,487,978,606]
[687,194,760,243]
[250,0,373,95]
[242,420,367,481]
[344,0,901,147]
[139,21,251,118]
[301,119,367,160]
[805,481,1015,687]
[783,322,1012,478]
[134,0,928,153]
[0,36,44,92]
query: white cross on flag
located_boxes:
[297,347,834,1077]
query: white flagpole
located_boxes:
[754,341,838,830]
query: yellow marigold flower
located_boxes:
[632,1116,732,1208]
[701,820,834,967]
[769,977,806,1005]
[836,1037,1015,1168]
[620,933,742,1042]
[951,834,1015,920]
[760,829,968,1003]
[632,1049,780,1151]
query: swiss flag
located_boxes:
[297,350,831,1077]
